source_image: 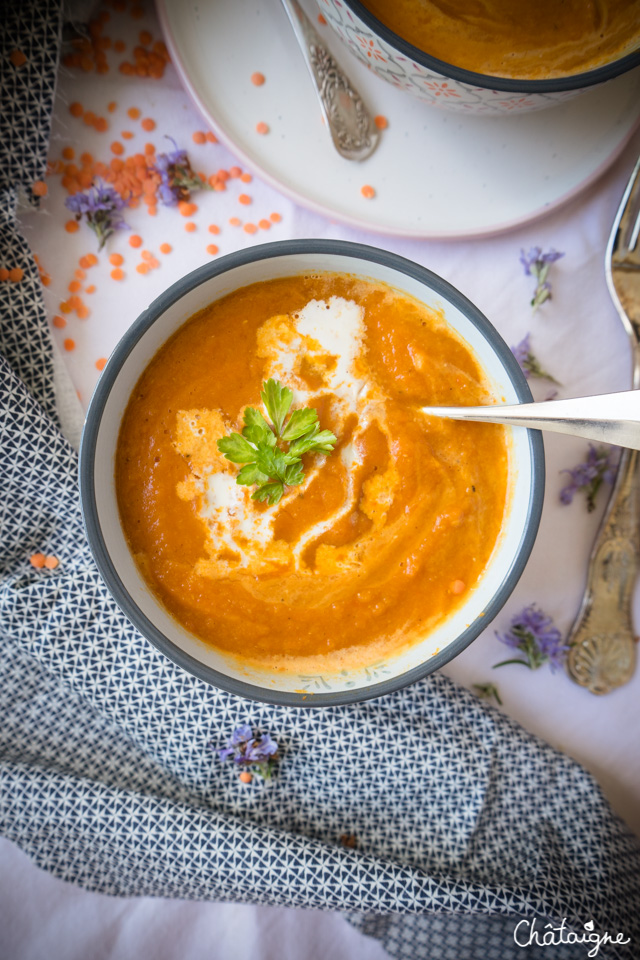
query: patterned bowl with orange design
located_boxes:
[316,0,640,115]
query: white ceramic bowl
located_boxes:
[316,0,640,115]
[80,240,544,706]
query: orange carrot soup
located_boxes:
[116,273,510,672]
[359,0,640,80]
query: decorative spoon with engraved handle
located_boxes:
[279,0,379,161]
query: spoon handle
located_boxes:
[421,389,640,450]
[565,446,639,694]
[279,0,379,161]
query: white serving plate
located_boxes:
[158,0,640,238]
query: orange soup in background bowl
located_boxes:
[80,241,544,706]
[316,0,640,114]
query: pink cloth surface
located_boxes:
[3,0,640,955]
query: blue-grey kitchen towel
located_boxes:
[1,4,639,959]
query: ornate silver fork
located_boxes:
[566,155,640,695]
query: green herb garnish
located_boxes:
[217,379,337,505]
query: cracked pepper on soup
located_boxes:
[116,273,510,672]
[358,0,640,79]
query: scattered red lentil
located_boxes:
[108,100,117,112]
[141,249,153,261]
[69,102,84,118]
[206,244,219,255]
[178,201,198,217]
[94,117,109,133]
[238,194,251,205]
[258,219,271,230]
[251,72,265,86]
[52,315,66,328]
[139,30,152,45]
[110,267,125,280]
[0,269,8,281]
[127,107,141,120]
[129,234,143,248]
[185,222,197,232]
[360,184,376,199]
[136,262,150,275]
[159,242,172,254]
[374,114,388,130]
[317,13,327,25]
[121,130,134,139]
[239,771,253,784]
[205,131,217,143]
[85,284,96,294]
[96,357,107,370]
[114,40,126,53]
[44,555,59,570]
[229,217,241,227]
[243,223,258,235]
[8,267,24,282]
[141,117,156,131]
[109,253,124,266]
[10,49,27,68]
[269,212,281,223]
[256,122,269,135]
[77,304,90,320]
[32,180,48,197]
[29,553,46,569]
[68,280,82,293]
[208,224,220,234]
[111,141,124,155]
[64,338,76,351]
[62,147,75,161]
[229,166,242,178]
[240,172,252,183]
[192,131,206,144]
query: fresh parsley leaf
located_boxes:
[236,462,270,486]
[261,378,293,436]
[280,407,318,442]
[242,406,275,447]
[252,480,285,505]
[217,433,257,463]
[216,379,338,506]
[288,425,337,458]
[284,462,305,487]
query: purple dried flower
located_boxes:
[214,724,279,780]
[153,138,212,205]
[560,444,617,512]
[65,180,128,250]
[519,247,565,312]
[494,604,568,671]
[511,333,560,384]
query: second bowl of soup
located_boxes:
[316,0,640,114]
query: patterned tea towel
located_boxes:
[1,4,640,959]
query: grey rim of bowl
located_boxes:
[79,239,545,708]
[340,0,640,94]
